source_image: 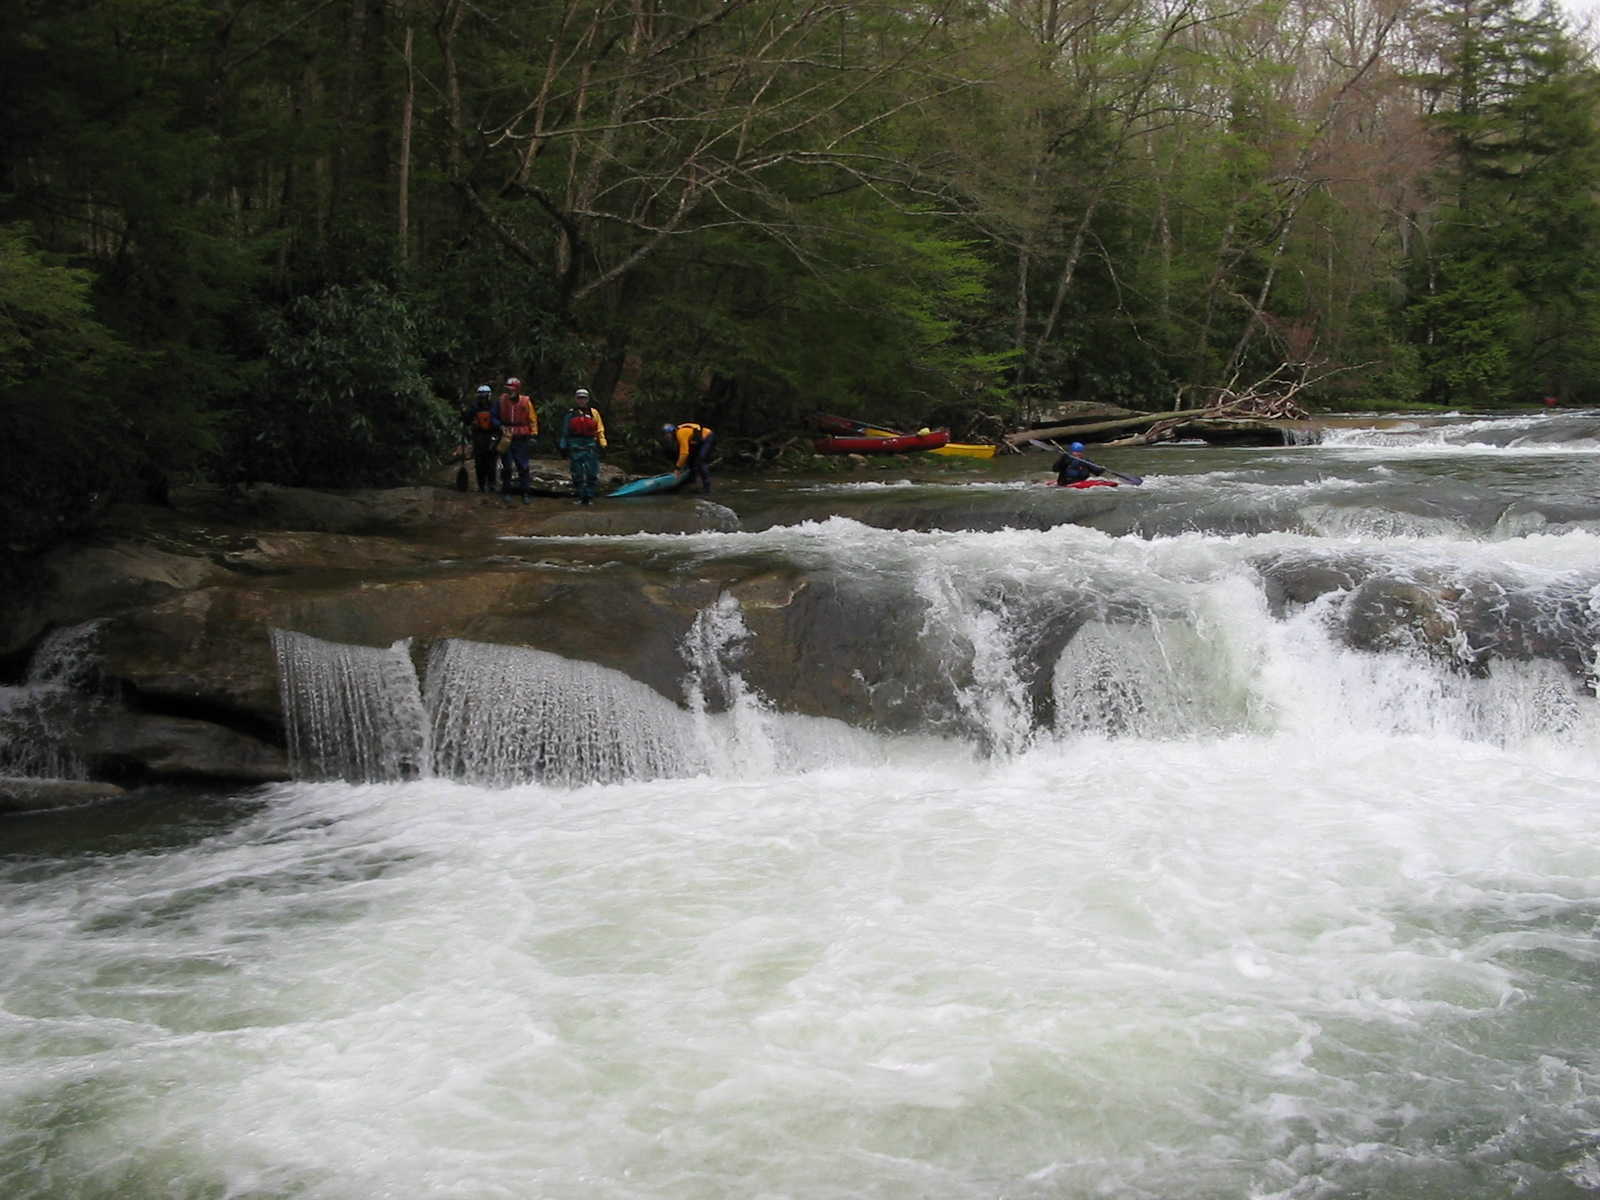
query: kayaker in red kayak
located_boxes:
[1053,442,1115,488]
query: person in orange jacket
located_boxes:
[662,421,715,494]
[498,377,538,502]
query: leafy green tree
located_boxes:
[241,283,452,487]
[0,224,168,556]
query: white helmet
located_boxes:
[575,387,590,398]
[475,385,491,395]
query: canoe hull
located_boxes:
[813,430,951,455]
[815,414,992,457]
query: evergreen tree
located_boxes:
[1408,0,1600,404]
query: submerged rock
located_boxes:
[0,777,127,814]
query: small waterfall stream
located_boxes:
[270,630,429,782]
[0,621,105,779]
[424,638,695,786]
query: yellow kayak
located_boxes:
[929,442,998,459]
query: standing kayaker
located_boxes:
[496,377,534,493]
[558,388,607,505]
[461,385,500,494]
[501,383,538,503]
[662,422,715,494]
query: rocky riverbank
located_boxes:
[1,462,747,797]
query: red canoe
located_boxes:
[813,429,951,455]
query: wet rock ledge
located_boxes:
[1,473,743,799]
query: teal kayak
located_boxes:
[607,469,689,498]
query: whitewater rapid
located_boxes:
[4,727,1600,1199]
[5,409,1600,1198]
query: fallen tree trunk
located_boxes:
[1004,408,1214,447]
[1110,417,1316,447]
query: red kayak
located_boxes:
[1044,478,1119,489]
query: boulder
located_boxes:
[1341,579,1480,673]
[1,539,229,659]
[75,711,290,783]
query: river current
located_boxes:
[3,410,1600,1199]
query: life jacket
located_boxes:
[498,393,536,433]
[568,413,598,437]
[472,408,495,431]
[507,397,536,437]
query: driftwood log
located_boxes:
[1003,408,1214,447]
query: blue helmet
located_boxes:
[1070,441,1085,453]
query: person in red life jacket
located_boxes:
[500,380,539,503]
[1053,442,1107,487]
[495,377,535,494]
[557,388,607,505]
[460,385,501,493]
[662,422,715,494]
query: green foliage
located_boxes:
[1409,251,1520,404]
[414,244,588,401]
[0,224,190,555]
[242,284,452,488]
[615,198,1014,440]
[9,0,1600,552]
[0,226,111,389]
[1405,0,1600,404]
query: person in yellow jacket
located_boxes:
[661,422,715,494]
[558,388,607,504]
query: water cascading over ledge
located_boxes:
[270,630,429,782]
[424,639,698,786]
[271,549,1600,787]
[0,621,106,779]
[274,608,887,788]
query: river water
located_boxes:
[4,410,1600,1199]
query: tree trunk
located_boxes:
[397,23,415,264]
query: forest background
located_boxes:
[3,0,1598,556]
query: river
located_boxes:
[3,409,1599,1198]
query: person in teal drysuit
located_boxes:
[557,388,607,504]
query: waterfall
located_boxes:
[276,595,890,788]
[0,621,105,779]
[271,544,1600,787]
[913,563,1037,757]
[424,638,696,786]
[271,630,429,782]
[681,594,780,777]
